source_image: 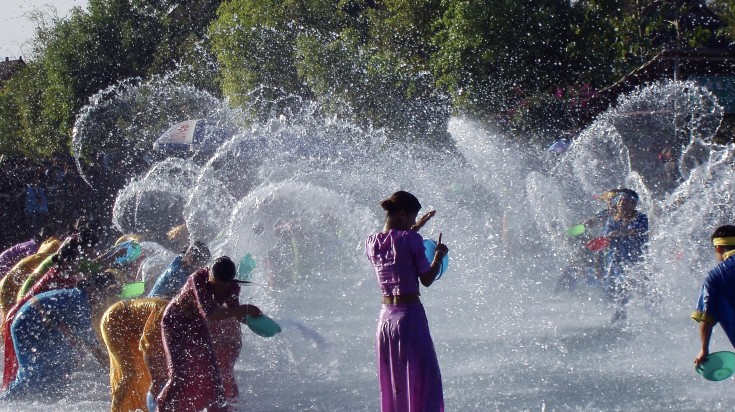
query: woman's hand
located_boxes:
[245,304,262,318]
[695,348,709,367]
[234,303,263,319]
[412,210,436,231]
[435,233,448,257]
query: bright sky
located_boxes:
[0,0,87,59]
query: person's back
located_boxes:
[2,241,80,389]
[367,191,447,412]
[366,229,427,297]
[694,257,735,346]
[4,288,96,398]
[101,298,169,412]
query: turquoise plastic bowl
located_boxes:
[696,351,735,381]
[245,314,282,338]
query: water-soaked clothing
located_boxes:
[0,239,38,279]
[101,298,168,412]
[692,255,735,347]
[157,269,241,412]
[0,238,60,320]
[2,288,98,399]
[365,229,444,412]
[602,212,648,303]
[148,255,188,299]
[366,230,429,297]
[141,298,169,412]
[1,266,79,389]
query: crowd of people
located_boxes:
[3,166,735,412]
[0,217,263,411]
[0,153,125,251]
[0,187,452,411]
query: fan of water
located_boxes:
[5,79,735,411]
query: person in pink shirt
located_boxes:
[156,256,262,412]
[365,191,449,412]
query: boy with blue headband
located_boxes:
[693,225,735,366]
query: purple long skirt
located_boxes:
[376,303,444,412]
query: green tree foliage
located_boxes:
[3,1,164,158]
[612,1,722,68]
[0,0,230,160]
[0,62,68,158]
[430,0,616,137]
[210,0,326,117]
[707,0,735,44]
[211,0,451,142]
[1,0,732,159]
[136,0,224,93]
[429,0,726,139]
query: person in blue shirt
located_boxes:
[603,188,648,324]
[1,273,120,400]
[148,241,210,299]
[693,225,735,367]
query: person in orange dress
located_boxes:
[101,297,168,412]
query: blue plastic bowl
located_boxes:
[423,239,449,280]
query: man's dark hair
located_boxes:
[617,188,639,202]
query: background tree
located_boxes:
[1,0,733,160]
[210,0,314,118]
[211,0,451,143]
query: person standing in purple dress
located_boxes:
[365,191,449,412]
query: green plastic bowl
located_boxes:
[566,224,586,237]
[119,281,145,299]
[696,351,735,381]
[245,314,282,338]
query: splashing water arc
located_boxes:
[11,78,735,411]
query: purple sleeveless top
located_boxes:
[365,230,431,296]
